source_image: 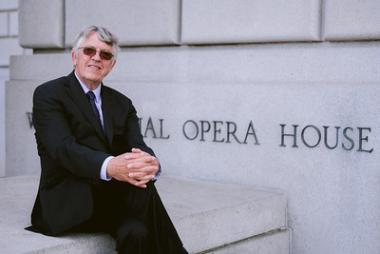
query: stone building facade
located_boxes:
[4,1,380,254]
[0,0,31,181]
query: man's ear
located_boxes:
[71,50,77,66]
[111,59,117,68]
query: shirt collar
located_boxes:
[74,71,102,102]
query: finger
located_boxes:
[126,158,158,169]
[130,149,156,161]
[124,150,158,163]
[128,170,154,177]
[131,148,151,157]
[127,164,159,174]
[127,177,148,188]
[126,157,157,166]
[133,177,152,188]
[124,152,152,161]
[128,171,146,178]
[129,172,155,180]
[134,182,147,188]
[123,152,138,160]
[131,148,144,153]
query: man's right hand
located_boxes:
[106,150,158,188]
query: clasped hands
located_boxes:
[107,148,159,188]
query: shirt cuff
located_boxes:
[100,156,114,181]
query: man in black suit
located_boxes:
[29,25,188,254]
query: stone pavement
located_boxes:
[0,175,289,253]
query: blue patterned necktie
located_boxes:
[86,91,103,129]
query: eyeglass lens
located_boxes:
[82,47,114,60]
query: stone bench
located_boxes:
[0,175,289,254]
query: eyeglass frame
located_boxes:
[77,46,115,61]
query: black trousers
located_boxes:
[77,180,188,254]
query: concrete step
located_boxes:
[0,175,289,254]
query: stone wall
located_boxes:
[0,0,32,177]
[7,1,380,254]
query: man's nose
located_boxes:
[91,52,102,61]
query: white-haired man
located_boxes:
[27,25,188,254]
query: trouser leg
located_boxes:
[112,180,188,254]
[115,217,149,254]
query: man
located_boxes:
[28,25,188,254]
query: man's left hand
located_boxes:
[124,148,160,187]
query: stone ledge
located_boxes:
[0,175,288,253]
[178,0,320,44]
[64,0,180,47]
[207,229,290,254]
[324,0,380,41]
[9,43,380,84]
[18,0,64,48]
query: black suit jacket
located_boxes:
[30,71,154,235]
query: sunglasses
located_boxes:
[79,47,114,61]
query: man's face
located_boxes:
[72,32,116,89]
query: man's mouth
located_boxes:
[88,65,101,70]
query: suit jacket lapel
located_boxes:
[101,86,114,146]
[65,72,107,143]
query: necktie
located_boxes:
[86,91,103,129]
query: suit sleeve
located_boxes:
[33,84,109,180]
[123,102,162,178]
[124,100,155,156]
